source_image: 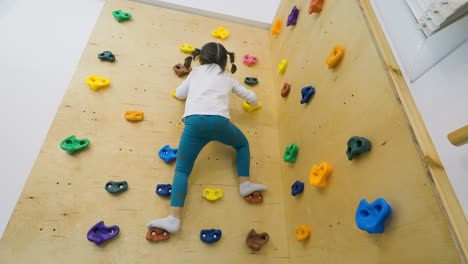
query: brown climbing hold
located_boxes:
[309,0,324,14]
[173,63,191,77]
[146,227,170,241]
[281,82,291,97]
[244,191,263,203]
[246,229,269,251]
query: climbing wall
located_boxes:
[270,0,461,263]
[0,0,288,263]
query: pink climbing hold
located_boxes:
[243,54,259,66]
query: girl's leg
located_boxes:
[213,118,267,196]
[148,116,209,232]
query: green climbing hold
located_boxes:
[112,10,132,22]
[284,143,299,163]
[105,181,128,194]
[60,135,90,154]
[346,136,372,160]
[244,77,259,86]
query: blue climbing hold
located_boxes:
[355,198,392,234]
[300,86,315,104]
[291,180,304,196]
[200,229,222,244]
[155,184,172,197]
[158,145,178,163]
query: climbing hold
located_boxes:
[200,229,222,244]
[291,180,304,196]
[281,82,291,97]
[287,6,300,26]
[173,63,192,77]
[246,229,269,251]
[112,10,132,22]
[146,227,170,241]
[300,86,316,104]
[105,181,128,194]
[203,188,223,201]
[296,224,311,241]
[309,0,324,14]
[243,54,259,66]
[85,75,110,91]
[346,136,372,160]
[60,135,90,154]
[271,19,282,35]
[98,51,115,62]
[158,145,178,163]
[326,45,345,69]
[244,77,259,86]
[87,221,120,246]
[242,100,262,113]
[155,184,172,197]
[284,143,299,163]
[277,59,288,74]
[124,111,144,121]
[355,198,392,234]
[212,26,229,40]
[179,43,195,54]
[309,162,332,188]
[244,191,263,204]
[172,89,186,101]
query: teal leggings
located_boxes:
[171,115,250,207]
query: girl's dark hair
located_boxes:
[184,42,237,74]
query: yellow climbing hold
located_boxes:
[85,75,110,91]
[179,43,195,54]
[212,26,229,40]
[203,188,223,201]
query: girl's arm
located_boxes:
[232,78,259,106]
[174,74,191,100]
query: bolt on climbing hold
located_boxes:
[281,82,291,97]
[60,135,90,154]
[243,54,259,66]
[158,145,178,163]
[105,181,128,194]
[291,180,304,196]
[87,221,120,246]
[287,6,300,26]
[355,198,391,234]
[244,77,259,86]
[309,0,324,14]
[173,63,191,77]
[112,10,132,22]
[309,162,332,188]
[146,227,170,241]
[172,88,186,101]
[203,188,223,201]
[271,19,282,35]
[284,143,299,163]
[346,136,372,160]
[296,224,311,241]
[124,111,144,121]
[246,229,269,251]
[155,184,172,197]
[242,100,262,113]
[85,75,110,91]
[98,51,115,62]
[326,45,345,69]
[277,59,288,74]
[212,26,229,40]
[300,86,316,104]
[179,43,195,54]
[244,191,263,204]
[200,229,222,244]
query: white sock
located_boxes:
[147,215,180,233]
[240,181,267,197]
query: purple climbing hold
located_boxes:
[287,5,300,27]
[87,221,120,246]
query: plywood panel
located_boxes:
[0,0,287,262]
[270,0,461,263]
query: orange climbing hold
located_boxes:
[124,111,144,121]
[326,45,345,69]
[309,162,332,187]
[271,19,282,35]
[296,224,311,241]
[309,0,324,14]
